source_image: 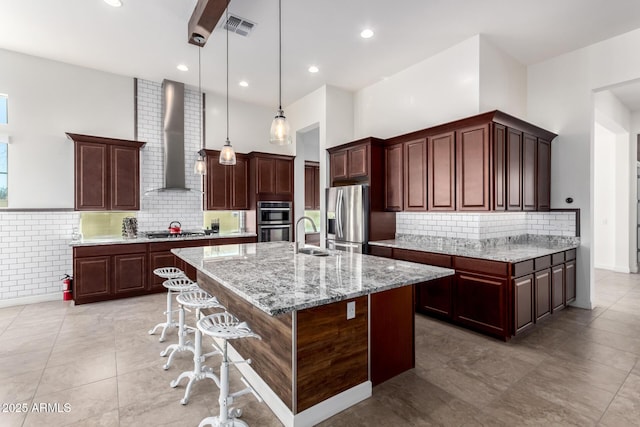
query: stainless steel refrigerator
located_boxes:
[326,184,369,253]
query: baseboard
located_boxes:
[0,292,61,308]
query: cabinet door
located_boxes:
[313,165,320,209]
[403,138,427,211]
[110,145,140,210]
[537,138,551,211]
[75,142,108,211]
[506,128,523,210]
[113,253,147,295]
[275,158,293,198]
[416,277,453,319]
[551,263,565,311]
[384,144,403,211]
[514,274,534,334]
[206,154,229,210]
[230,155,249,210]
[256,157,275,194]
[428,131,455,210]
[535,268,551,321]
[454,271,508,338]
[304,165,315,209]
[456,124,491,211]
[523,133,537,211]
[565,259,576,303]
[74,256,111,303]
[331,151,348,182]
[348,145,369,178]
[494,124,507,211]
[148,251,177,291]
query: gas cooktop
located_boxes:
[144,230,206,239]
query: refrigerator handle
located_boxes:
[336,189,344,239]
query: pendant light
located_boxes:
[194,36,207,175]
[269,0,291,145]
[219,6,236,165]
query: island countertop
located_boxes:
[172,241,454,316]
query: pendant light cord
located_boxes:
[278,0,282,111]
[198,43,203,152]
[226,7,230,142]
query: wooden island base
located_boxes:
[198,272,415,427]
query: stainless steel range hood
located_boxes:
[145,79,194,194]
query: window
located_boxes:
[0,94,7,125]
[0,142,6,207]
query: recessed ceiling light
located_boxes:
[103,0,123,7]
[177,64,189,72]
[239,81,249,87]
[308,65,319,73]
[360,29,374,39]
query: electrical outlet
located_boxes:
[347,301,356,320]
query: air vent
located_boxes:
[222,14,256,37]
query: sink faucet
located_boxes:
[294,216,317,254]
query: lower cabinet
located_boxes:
[73,255,111,304]
[565,256,577,303]
[454,271,509,339]
[534,268,551,321]
[551,263,565,311]
[416,277,453,319]
[113,252,147,296]
[513,274,534,334]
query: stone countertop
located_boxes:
[69,232,257,247]
[369,238,579,263]
[172,241,455,316]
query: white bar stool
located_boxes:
[148,267,190,342]
[170,289,226,404]
[197,312,262,427]
[159,277,202,365]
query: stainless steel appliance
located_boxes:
[326,184,369,253]
[257,201,292,242]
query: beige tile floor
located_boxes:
[0,268,639,426]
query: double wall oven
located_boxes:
[257,201,292,242]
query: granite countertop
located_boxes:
[172,241,455,316]
[369,236,579,263]
[70,232,257,247]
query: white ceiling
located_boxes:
[2,0,640,108]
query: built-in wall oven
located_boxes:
[257,201,292,242]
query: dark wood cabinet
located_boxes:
[551,263,565,311]
[494,124,507,210]
[250,153,294,201]
[348,144,369,178]
[304,162,320,210]
[403,137,428,211]
[329,141,373,184]
[534,268,551,321]
[68,133,145,211]
[506,128,523,211]
[384,144,403,211]
[523,133,538,211]
[454,270,508,338]
[456,124,491,210]
[148,250,177,291]
[537,138,551,211]
[113,253,147,295]
[74,255,111,303]
[514,274,534,334]
[565,257,576,303]
[204,150,248,210]
[428,131,455,211]
[330,151,348,182]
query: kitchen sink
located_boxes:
[298,247,331,257]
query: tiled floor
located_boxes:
[1,269,639,426]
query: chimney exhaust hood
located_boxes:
[145,79,197,194]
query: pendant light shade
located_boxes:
[270,0,291,145]
[194,149,206,174]
[219,7,236,165]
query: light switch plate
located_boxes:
[347,301,356,320]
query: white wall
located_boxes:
[478,37,527,118]
[0,48,134,208]
[593,122,617,270]
[528,27,640,309]
[353,36,481,139]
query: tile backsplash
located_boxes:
[396,211,576,239]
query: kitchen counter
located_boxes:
[173,241,453,316]
[69,231,257,247]
[369,235,579,263]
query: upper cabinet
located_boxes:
[249,152,294,201]
[328,138,381,185]
[384,143,403,211]
[429,131,456,211]
[456,124,491,211]
[204,150,249,211]
[403,137,428,211]
[67,133,145,211]
[304,161,320,210]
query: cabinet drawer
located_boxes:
[552,252,565,265]
[513,260,534,277]
[74,243,147,257]
[454,256,508,277]
[534,255,551,270]
[394,248,452,268]
[149,239,210,252]
[369,245,393,258]
[565,249,576,260]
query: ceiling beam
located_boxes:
[188,0,230,46]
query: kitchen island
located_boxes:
[173,241,454,427]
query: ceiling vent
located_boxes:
[222,14,256,37]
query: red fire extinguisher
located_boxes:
[62,274,73,301]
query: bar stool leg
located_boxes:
[161,303,194,368]
[148,289,177,342]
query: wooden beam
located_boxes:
[188,0,230,46]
